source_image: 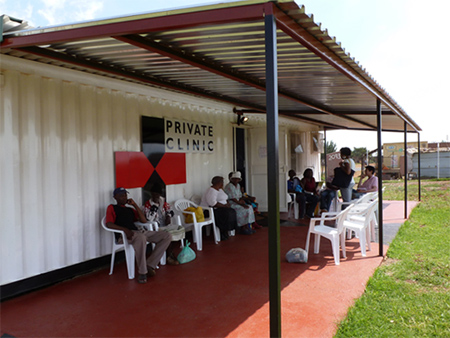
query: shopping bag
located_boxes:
[177,241,196,264]
[183,206,205,223]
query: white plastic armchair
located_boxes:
[305,204,354,265]
[101,217,162,278]
[288,192,299,219]
[101,216,136,279]
[343,199,378,256]
[336,191,377,212]
[174,199,220,251]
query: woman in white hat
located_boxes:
[224,171,256,235]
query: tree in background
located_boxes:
[326,140,338,154]
[352,147,368,173]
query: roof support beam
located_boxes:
[114,34,337,115]
[1,4,267,48]
[115,34,377,129]
[15,46,266,112]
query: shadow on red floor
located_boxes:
[1,201,417,338]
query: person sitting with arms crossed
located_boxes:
[105,187,172,284]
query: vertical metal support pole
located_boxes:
[404,122,408,219]
[418,133,422,201]
[324,128,327,180]
[377,99,384,256]
[232,127,236,171]
[265,9,281,338]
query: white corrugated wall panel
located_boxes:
[1,68,25,282]
[20,74,44,276]
[0,56,237,285]
[1,55,320,285]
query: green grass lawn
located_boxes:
[335,179,450,337]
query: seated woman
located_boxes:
[224,171,259,234]
[143,184,180,266]
[226,171,260,215]
[200,176,238,240]
[299,168,320,218]
[352,165,378,199]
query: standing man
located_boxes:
[105,187,172,284]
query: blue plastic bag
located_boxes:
[177,241,196,264]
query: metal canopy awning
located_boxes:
[0,2,421,336]
[1,0,420,133]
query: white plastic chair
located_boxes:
[345,192,379,241]
[305,204,354,265]
[174,199,220,251]
[288,192,299,219]
[101,217,164,278]
[343,199,378,256]
[101,216,136,279]
[336,192,376,212]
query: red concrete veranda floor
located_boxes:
[1,201,418,338]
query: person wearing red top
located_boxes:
[105,187,171,284]
[299,168,320,218]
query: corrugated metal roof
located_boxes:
[0,1,421,133]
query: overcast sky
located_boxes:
[2,0,449,151]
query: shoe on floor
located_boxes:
[252,222,263,229]
[138,274,147,284]
[147,266,156,277]
[166,256,180,266]
[240,227,254,235]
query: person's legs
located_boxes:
[129,231,150,275]
[296,193,307,218]
[319,190,329,210]
[340,183,355,209]
[166,242,180,265]
[326,190,337,211]
[144,230,172,270]
[305,194,319,217]
[340,183,354,203]
[213,208,238,238]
